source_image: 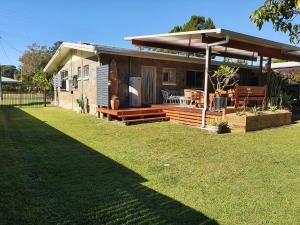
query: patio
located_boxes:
[125,28,300,127]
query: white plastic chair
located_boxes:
[161,90,178,104]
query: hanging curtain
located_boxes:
[142,67,156,105]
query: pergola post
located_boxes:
[202,45,211,128]
[265,57,272,107]
[266,57,272,86]
[259,56,264,73]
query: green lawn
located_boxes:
[0,107,299,225]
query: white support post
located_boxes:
[202,45,211,128]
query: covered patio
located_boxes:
[124,28,300,127]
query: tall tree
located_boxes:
[170,15,215,33]
[0,65,17,79]
[49,41,63,54]
[250,0,300,44]
[19,43,52,82]
[155,15,215,53]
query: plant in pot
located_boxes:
[110,95,120,110]
[207,119,227,134]
[210,65,239,111]
[76,96,84,113]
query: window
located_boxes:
[186,71,204,88]
[162,68,176,85]
[72,75,78,89]
[60,70,68,90]
[77,67,82,78]
[83,65,89,78]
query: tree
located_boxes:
[154,15,216,53]
[32,70,51,90]
[170,15,216,33]
[49,41,63,54]
[250,0,300,44]
[19,43,52,82]
[0,65,18,79]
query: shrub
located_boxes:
[250,106,262,116]
[269,105,278,112]
[236,111,246,116]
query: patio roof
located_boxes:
[125,28,300,62]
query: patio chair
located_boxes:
[161,90,179,104]
[193,90,205,108]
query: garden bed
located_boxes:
[225,110,292,133]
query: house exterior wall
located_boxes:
[100,54,208,107]
[54,52,262,115]
[100,54,261,107]
[56,50,99,114]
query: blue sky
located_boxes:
[0,0,296,66]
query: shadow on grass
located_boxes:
[292,112,300,123]
[0,101,51,108]
[0,108,218,225]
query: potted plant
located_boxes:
[207,119,227,134]
[210,65,239,111]
[76,96,84,113]
[110,95,119,110]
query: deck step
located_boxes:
[123,117,169,125]
[120,112,166,118]
[117,109,163,116]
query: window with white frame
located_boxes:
[60,70,68,90]
[162,68,176,85]
[83,65,89,78]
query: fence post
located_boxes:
[44,89,46,107]
[0,66,2,101]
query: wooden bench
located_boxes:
[234,86,267,108]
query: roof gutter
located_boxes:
[202,35,230,128]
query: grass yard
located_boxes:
[0,107,299,225]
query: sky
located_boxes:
[0,0,297,67]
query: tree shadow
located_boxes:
[0,108,219,225]
[292,112,300,123]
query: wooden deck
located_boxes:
[97,104,223,126]
[152,104,222,127]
